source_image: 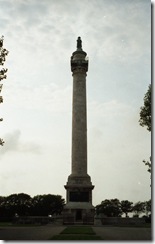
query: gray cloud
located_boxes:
[0,130,41,155]
[5,82,72,113]
[0,0,150,64]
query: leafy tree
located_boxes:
[143,157,151,185]
[0,196,7,219]
[139,84,151,182]
[139,84,151,132]
[132,201,145,217]
[143,157,151,174]
[5,193,32,217]
[120,200,133,217]
[0,36,9,146]
[96,199,122,217]
[0,196,6,210]
[0,193,32,218]
[144,199,151,217]
[31,194,65,216]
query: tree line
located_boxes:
[0,193,151,222]
[96,199,151,219]
[0,193,65,221]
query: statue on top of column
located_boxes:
[77,37,82,50]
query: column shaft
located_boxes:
[72,71,87,175]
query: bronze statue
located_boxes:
[77,37,82,49]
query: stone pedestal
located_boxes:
[64,174,94,224]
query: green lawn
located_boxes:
[51,234,102,240]
[0,222,12,226]
[0,222,40,227]
[50,226,102,240]
[61,226,95,234]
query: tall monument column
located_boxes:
[72,36,88,176]
[63,37,94,225]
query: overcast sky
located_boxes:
[0,0,151,206]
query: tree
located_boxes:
[31,194,65,216]
[0,193,32,219]
[120,200,133,217]
[144,199,151,217]
[0,36,9,146]
[132,201,145,217]
[139,84,151,132]
[139,84,151,182]
[5,193,32,217]
[143,157,151,181]
[96,199,122,217]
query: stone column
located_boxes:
[71,50,88,176]
[63,38,95,225]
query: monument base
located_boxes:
[63,174,95,225]
[63,202,95,225]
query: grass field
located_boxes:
[61,226,95,234]
[51,234,102,240]
[0,222,40,227]
[50,226,102,240]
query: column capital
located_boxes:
[71,58,88,74]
